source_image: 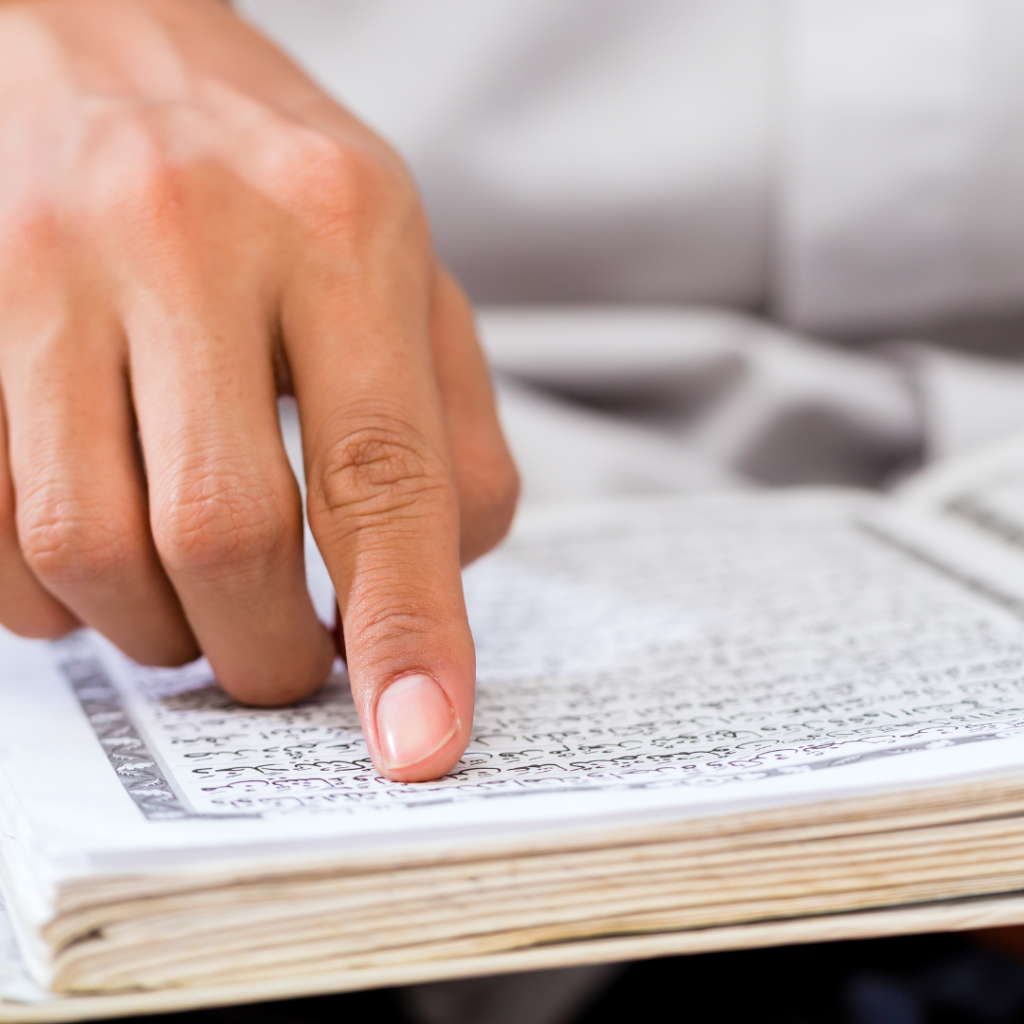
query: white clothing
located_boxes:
[240,0,1024,333]
[234,0,1024,504]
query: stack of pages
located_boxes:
[6,435,1024,1020]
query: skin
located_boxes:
[0,0,519,783]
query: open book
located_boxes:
[6,434,1024,1021]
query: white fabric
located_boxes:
[901,344,1024,462]
[237,0,775,309]
[780,0,1024,332]
[238,0,1024,331]
[481,308,920,497]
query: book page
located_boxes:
[0,899,41,1005]
[873,430,1024,609]
[72,489,1024,820]
[6,489,1024,884]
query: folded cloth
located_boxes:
[480,307,923,500]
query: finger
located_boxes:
[0,387,79,639]
[333,600,347,663]
[429,265,518,564]
[2,316,198,664]
[129,286,335,705]
[282,172,473,783]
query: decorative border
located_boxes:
[55,637,195,821]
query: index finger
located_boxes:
[282,169,473,783]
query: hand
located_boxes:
[0,0,518,781]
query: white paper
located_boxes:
[4,488,1024,895]
[871,429,1024,610]
[118,490,1024,813]
[0,898,44,1004]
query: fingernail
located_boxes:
[376,674,457,771]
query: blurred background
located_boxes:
[240,0,1024,508]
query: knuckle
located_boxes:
[275,132,425,251]
[312,422,450,524]
[19,501,137,587]
[0,202,56,258]
[480,451,520,539]
[288,133,380,204]
[459,446,520,560]
[346,597,436,650]
[117,158,183,230]
[153,473,295,581]
[93,125,187,233]
[0,202,61,285]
